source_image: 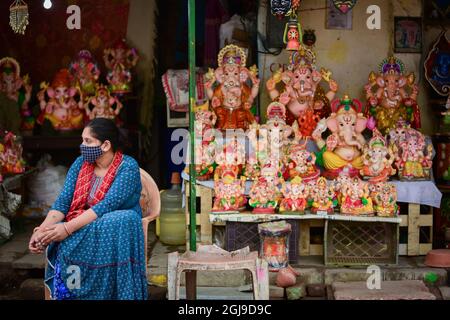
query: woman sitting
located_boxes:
[29,118,148,300]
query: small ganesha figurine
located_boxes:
[69,50,101,96]
[310,177,336,214]
[212,170,246,213]
[365,56,420,134]
[84,85,123,122]
[279,176,309,214]
[37,69,85,131]
[283,136,320,182]
[0,57,34,132]
[393,128,433,181]
[371,182,398,217]
[340,177,374,216]
[103,39,139,95]
[249,163,282,214]
[360,129,396,183]
[0,132,26,174]
[204,44,259,130]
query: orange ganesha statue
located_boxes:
[205,45,259,131]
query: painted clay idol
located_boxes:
[372,182,398,217]
[392,128,433,181]
[309,177,336,214]
[0,57,34,131]
[266,46,338,137]
[69,50,101,96]
[212,170,246,213]
[37,69,84,131]
[84,85,123,121]
[312,96,367,179]
[205,45,259,130]
[360,129,396,183]
[340,177,374,216]
[365,56,420,134]
[279,176,309,213]
[249,162,282,214]
[283,136,320,182]
[0,132,26,174]
[104,39,139,94]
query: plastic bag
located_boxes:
[26,154,68,216]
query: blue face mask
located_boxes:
[80,144,104,163]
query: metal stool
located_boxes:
[168,245,269,300]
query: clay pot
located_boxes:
[276,265,300,288]
[424,249,450,268]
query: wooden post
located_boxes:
[408,203,420,256]
[185,270,197,300]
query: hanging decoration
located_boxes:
[424,31,450,97]
[303,29,317,47]
[332,0,357,14]
[270,0,293,19]
[283,13,302,51]
[9,0,29,35]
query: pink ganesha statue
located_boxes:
[104,39,139,95]
[310,177,336,214]
[360,129,396,183]
[339,177,374,216]
[312,96,368,179]
[266,46,338,137]
[392,128,433,181]
[69,50,101,96]
[205,44,259,131]
[0,132,26,174]
[212,170,246,213]
[0,57,34,131]
[371,182,398,217]
[37,69,84,131]
[84,85,123,122]
[248,163,282,214]
[279,176,309,214]
[365,56,420,135]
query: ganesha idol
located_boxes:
[37,69,85,131]
[0,57,34,131]
[360,129,396,183]
[279,176,309,214]
[104,39,139,95]
[205,45,259,131]
[191,102,217,181]
[312,96,367,179]
[84,85,123,122]
[392,128,433,181]
[212,170,246,213]
[371,182,398,217]
[340,177,374,216]
[266,46,338,137]
[0,132,26,175]
[249,163,282,214]
[309,177,336,214]
[365,56,420,135]
[69,50,101,96]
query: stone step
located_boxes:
[12,253,45,270]
[19,279,44,300]
[332,280,437,300]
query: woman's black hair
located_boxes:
[86,118,124,152]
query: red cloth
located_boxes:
[65,152,124,222]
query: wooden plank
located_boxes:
[407,204,420,256]
[310,245,324,255]
[299,221,310,256]
[200,185,213,244]
[418,215,433,227]
[400,215,408,227]
[419,244,433,255]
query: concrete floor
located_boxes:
[1,218,449,300]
